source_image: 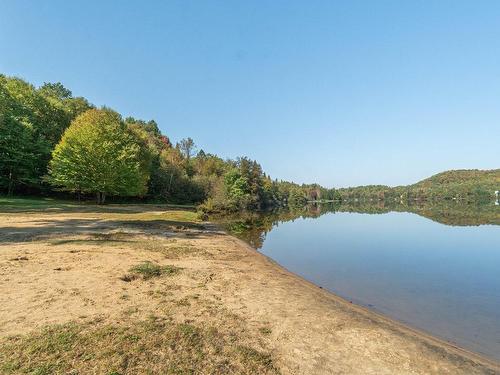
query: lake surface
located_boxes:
[219,203,500,361]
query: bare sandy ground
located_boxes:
[0,208,499,374]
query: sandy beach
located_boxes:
[0,205,498,374]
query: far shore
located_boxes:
[0,202,499,374]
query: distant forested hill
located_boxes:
[338,169,500,203]
[413,169,499,191]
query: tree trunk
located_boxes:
[96,192,101,205]
[7,169,13,196]
[101,193,106,204]
[168,173,174,193]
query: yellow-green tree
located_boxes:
[48,109,148,203]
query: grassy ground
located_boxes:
[1,318,276,375]
[0,196,197,215]
[0,196,81,210]
[0,197,278,375]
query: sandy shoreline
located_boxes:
[236,237,500,373]
[0,207,499,374]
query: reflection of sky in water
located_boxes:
[259,212,500,361]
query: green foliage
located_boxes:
[7,74,493,211]
[337,169,500,203]
[288,187,307,207]
[48,109,148,203]
[129,261,180,280]
[225,168,250,199]
[0,110,37,194]
[178,137,196,159]
[0,73,333,209]
[0,75,92,195]
[149,147,206,204]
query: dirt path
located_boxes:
[0,208,498,374]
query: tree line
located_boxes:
[3,74,493,209]
[336,169,499,203]
[0,74,338,211]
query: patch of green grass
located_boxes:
[29,364,58,375]
[100,210,201,224]
[0,324,79,374]
[0,196,79,212]
[259,327,272,336]
[0,319,279,374]
[129,262,180,280]
[0,196,200,222]
[0,196,70,207]
[236,345,276,372]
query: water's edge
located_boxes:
[219,226,500,369]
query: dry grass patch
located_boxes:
[50,231,136,246]
[135,238,209,259]
[0,317,279,375]
[50,232,207,259]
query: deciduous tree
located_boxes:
[48,109,148,203]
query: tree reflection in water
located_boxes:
[213,201,500,249]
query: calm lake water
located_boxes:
[219,203,500,361]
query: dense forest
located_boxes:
[337,169,500,203]
[1,74,497,211]
[0,74,337,212]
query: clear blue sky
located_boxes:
[1,1,499,187]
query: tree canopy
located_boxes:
[48,109,147,203]
[8,74,494,210]
[0,74,342,207]
[0,75,92,195]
